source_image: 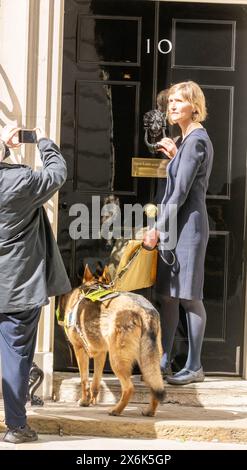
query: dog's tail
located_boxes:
[139,310,165,402]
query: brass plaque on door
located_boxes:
[132,158,168,178]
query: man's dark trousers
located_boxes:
[0,307,41,428]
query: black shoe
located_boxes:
[166,367,205,385]
[3,424,38,444]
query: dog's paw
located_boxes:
[108,407,121,416]
[141,407,155,417]
[78,398,90,407]
[90,397,97,406]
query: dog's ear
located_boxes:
[83,264,94,283]
[102,265,112,284]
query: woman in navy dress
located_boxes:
[143,81,214,385]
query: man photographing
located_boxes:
[0,127,71,443]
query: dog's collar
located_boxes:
[80,286,119,302]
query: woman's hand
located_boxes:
[142,228,160,250]
[157,137,177,159]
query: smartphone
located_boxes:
[18,129,38,144]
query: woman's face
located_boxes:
[168,91,194,126]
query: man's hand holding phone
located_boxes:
[18,127,46,144]
[1,126,21,149]
[1,126,47,148]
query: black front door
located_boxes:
[56,0,247,375]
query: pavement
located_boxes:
[0,433,247,450]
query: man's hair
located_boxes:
[156,89,168,113]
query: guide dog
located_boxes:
[58,266,165,416]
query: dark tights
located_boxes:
[159,296,206,372]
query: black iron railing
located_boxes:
[27,362,44,406]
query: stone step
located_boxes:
[1,400,247,444]
[53,372,247,408]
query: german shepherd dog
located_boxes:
[58,266,165,416]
